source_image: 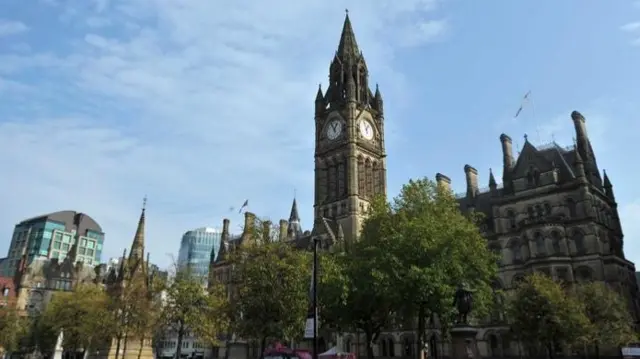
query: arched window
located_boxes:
[544,203,552,215]
[506,210,517,229]
[535,233,545,256]
[510,241,522,262]
[572,231,586,254]
[344,339,351,352]
[566,198,577,218]
[489,335,500,357]
[403,336,414,357]
[429,335,439,359]
[381,337,395,357]
[551,231,562,254]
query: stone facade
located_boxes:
[207,12,639,359]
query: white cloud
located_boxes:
[620,21,640,32]
[0,20,28,37]
[0,0,448,267]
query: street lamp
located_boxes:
[312,217,338,359]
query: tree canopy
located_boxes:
[320,178,498,359]
[160,267,229,359]
[572,281,637,354]
[0,305,29,354]
[41,284,115,353]
[507,273,591,357]
[226,240,311,351]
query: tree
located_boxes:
[572,282,637,358]
[319,238,397,359]
[0,305,29,355]
[366,179,498,355]
[160,267,229,359]
[40,284,116,355]
[507,273,591,358]
[227,240,311,354]
[108,273,164,359]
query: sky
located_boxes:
[1,0,640,269]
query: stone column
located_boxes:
[450,326,479,359]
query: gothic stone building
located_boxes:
[208,12,640,359]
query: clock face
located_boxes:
[326,119,342,140]
[359,120,374,140]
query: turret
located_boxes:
[603,170,616,202]
[374,84,383,115]
[489,168,498,195]
[215,218,230,262]
[315,84,325,116]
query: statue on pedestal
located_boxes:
[452,282,474,325]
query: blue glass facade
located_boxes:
[177,228,220,283]
[2,211,104,277]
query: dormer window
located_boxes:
[527,166,540,187]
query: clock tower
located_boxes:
[313,12,387,243]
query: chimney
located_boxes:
[279,219,288,242]
[262,220,272,243]
[464,165,479,198]
[435,173,451,192]
[500,134,514,171]
[222,218,230,239]
[243,212,256,239]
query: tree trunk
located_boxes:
[123,333,129,359]
[260,337,267,358]
[176,323,185,359]
[416,305,425,359]
[547,343,554,359]
[364,331,374,359]
[115,334,122,359]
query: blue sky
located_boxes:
[1,0,640,268]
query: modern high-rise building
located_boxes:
[2,211,104,277]
[177,227,220,283]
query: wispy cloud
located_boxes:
[0,20,28,37]
[0,0,448,266]
[620,19,640,45]
[620,21,640,32]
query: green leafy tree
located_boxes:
[0,305,29,355]
[366,179,498,356]
[109,272,163,359]
[227,240,311,353]
[160,267,229,359]
[41,284,116,355]
[508,273,591,358]
[319,238,396,359]
[572,282,637,358]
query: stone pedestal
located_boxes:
[450,326,479,359]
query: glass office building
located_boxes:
[177,227,220,283]
[2,211,104,277]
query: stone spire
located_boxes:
[288,197,302,238]
[336,10,360,61]
[129,197,147,262]
[489,168,497,195]
[603,170,615,201]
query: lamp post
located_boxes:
[312,235,319,359]
[312,217,337,359]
